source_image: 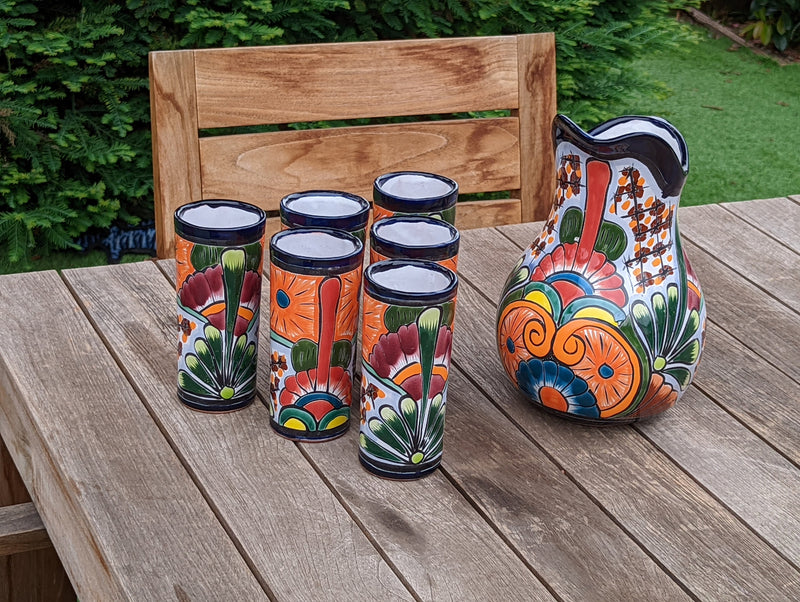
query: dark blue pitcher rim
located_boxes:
[553,114,689,198]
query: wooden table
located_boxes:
[1,198,799,600]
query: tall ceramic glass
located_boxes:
[280,190,371,242]
[369,215,460,272]
[359,259,458,479]
[174,199,266,412]
[372,171,458,225]
[269,228,364,440]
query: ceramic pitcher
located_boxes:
[496,114,706,423]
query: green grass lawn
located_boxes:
[607,26,800,206]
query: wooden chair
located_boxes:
[149,34,557,258]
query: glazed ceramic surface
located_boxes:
[280,190,370,242]
[496,115,706,423]
[369,215,460,272]
[175,200,266,412]
[373,171,458,224]
[359,260,458,479]
[269,228,363,440]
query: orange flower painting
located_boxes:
[270,267,321,343]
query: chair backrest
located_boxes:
[149,34,556,258]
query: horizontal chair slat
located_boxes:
[456,198,521,230]
[0,502,51,556]
[192,36,521,128]
[199,117,521,208]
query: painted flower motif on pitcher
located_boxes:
[496,114,706,423]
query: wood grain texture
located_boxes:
[64,261,412,601]
[441,371,689,601]
[679,202,800,309]
[0,270,266,601]
[0,442,74,602]
[295,423,554,601]
[454,227,800,598]
[0,502,53,556]
[193,36,522,128]
[0,503,50,556]
[638,384,800,566]
[199,118,521,205]
[690,322,800,465]
[516,32,557,222]
[498,212,800,468]
[262,257,551,601]
[455,198,521,230]
[682,237,800,378]
[723,197,800,254]
[150,34,557,257]
[149,50,202,259]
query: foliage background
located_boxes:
[1,0,700,266]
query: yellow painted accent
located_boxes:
[284,418,308,431]
[325,416,348,430]
[571,307,617,325]
[524,290,552,313]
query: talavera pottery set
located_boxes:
[175,113,707,480]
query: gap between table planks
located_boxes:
[0,270,268,600]
[159,257,684,599]
[494,213,800,563]
[455,215,800,598]
[251,257,692,600]
[64,261,413,602]
[156,259,555,601]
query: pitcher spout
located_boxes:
[553,114,689,198]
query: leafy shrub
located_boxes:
[1,0,699,266]
[740,0,800,50]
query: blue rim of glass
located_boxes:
[174,199,266,246]
[370,216,459,261]
[364,259,458,306]
[270,227,363,275]
[373,171,458,213]
[280,190,370,231]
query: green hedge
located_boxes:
[0,0,699,265]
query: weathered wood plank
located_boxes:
[679,202,800,309]
[456,198,521,230]
[0,271,267,601]
[441,371,689,601]
[295,418,555,601]
[199,118,521,205]
[457,226,529,303]
[723,197,800,254]
[516,32,557,222]
[683,237,800,378]
[149,50,202,259]
[689,321,800,465]
[638,384,800,566]
[192,36,522,127]
[64,261,412,601]
[0,441,74,602]
[0,503,50,556]
[452,231,800,598]
[260,261,552,600]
